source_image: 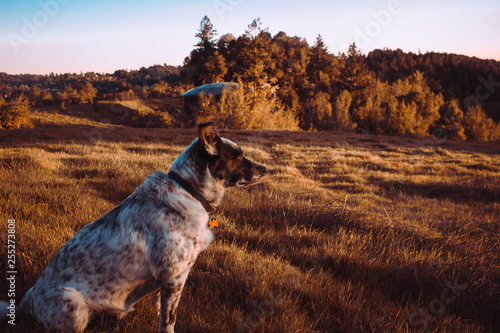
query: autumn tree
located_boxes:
[434,99,467,139]
[307,91,333,130]
[75,82,97,104]
[333,90,357,131]
[225,18,272,86]
[270,32,309,112]
[464,105,500,141]
[0,94,32,130]
[391,71,443,134]
[217,33,236,55]
[352,72,444,135]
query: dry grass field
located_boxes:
[1,105,499,332]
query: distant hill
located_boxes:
[0,64,182,97]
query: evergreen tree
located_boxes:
[307,34,338,85]
[182,16,227,85]
[245,17,267,40]
[338,43,373,94]
[195,15,218,51]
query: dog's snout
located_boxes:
[255,164,267,175]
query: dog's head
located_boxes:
[198,122,267,187]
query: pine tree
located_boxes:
[338,43,373,94]
[182,16,228,85]
[307,34,338,85]
[195,15,218,52]
[245,17,267,40]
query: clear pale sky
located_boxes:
[1,0,499,75]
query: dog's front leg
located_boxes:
[158,277,187,333]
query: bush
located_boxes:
[0,95,32,130]
[134,111,172,128]
[464,105,500,141]
[195,81,299,130]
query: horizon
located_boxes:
[1,0,499,75]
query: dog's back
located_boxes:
[1,122,266,332]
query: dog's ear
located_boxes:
[198,122,221,156]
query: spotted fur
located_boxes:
[6,122,266,332]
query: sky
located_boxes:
[1,0,499,75]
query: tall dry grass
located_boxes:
[1,110,499,332]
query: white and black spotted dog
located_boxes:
[0,122,267,332]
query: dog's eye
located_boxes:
[232,150,243,160]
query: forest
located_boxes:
[1,16,499,141]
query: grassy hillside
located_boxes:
[1,107,499,332]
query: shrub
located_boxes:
[464,105,500,141]
[133,111,172,128]
[148,82,170,98]
[0,95,32,130]
[195,81,299,130]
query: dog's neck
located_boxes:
[169,139,225,208]
[168,170,214,212]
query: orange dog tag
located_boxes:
[209,218,219,230]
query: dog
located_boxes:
[0,122,267,332]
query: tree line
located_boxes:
[182,16,499,140]
[1,15,499,140]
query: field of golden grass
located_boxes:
[1,105,499,332]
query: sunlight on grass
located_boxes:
[1,125,499,332]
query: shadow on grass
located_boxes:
[217,202,500,332]
[401,181,499,204]
[0,122,197,148]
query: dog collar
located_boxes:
[168,171,215,213]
